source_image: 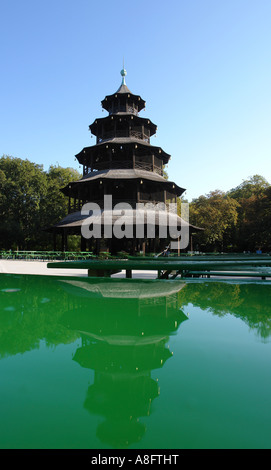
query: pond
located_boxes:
[0,273,271,449]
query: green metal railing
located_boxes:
[0,250,96,261]
[2,250,271,280]
[46,256,271,280]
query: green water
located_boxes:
[0,273,271,449]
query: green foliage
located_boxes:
[0,155,81,250]
[189,190,239,251]
[228,175,269,200]
[189,176,271,252]
[162,165,169,180]
[226,175,271,252]
[0,155,270,254]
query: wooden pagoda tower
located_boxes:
[49,69,192,254]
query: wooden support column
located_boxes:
[152,154,155,172]
[108,238,112,255]
[137,181,140,203]
[109,147,112,168]
[53,232,56,251]
[132,147,136,169]
[114,119,117,137]
[103,180,107,198]
[61,230,67,252]
[65,230,68,252]
[78,188,81,211]
[81,235,86,252]
[132,238,136,255]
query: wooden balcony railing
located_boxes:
[97,130,150,144]
[84,160,163,176]
[69,199,176,214]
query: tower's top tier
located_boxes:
[101,69,146,115]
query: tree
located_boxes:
[40,165,82,250]
[189,190,239,251]
[227,175,271,252]
[228,175,270,200]
[41,165,81,226]
[0,156,47,249]
[0,155,81,250]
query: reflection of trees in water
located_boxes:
[1,274,271,446]
[0,274,187,356]
[1,275,271,354]
[180,282,271,340]
[0,274,79,358]
[0,274,187,448]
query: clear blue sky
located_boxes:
[1,0,271,201]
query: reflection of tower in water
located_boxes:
[61,279,188,448]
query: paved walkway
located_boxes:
[0,260,88,276]
[0,260,157,279]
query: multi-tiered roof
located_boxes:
[50,69,191,254]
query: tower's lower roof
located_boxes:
[62,169,185,196]
[47,208,202,233]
